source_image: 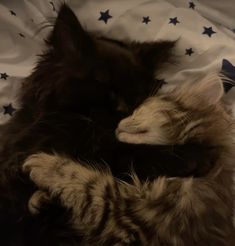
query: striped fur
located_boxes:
[24,75,235,245]
[117,74,229,146]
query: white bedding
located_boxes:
[0,0,235,122]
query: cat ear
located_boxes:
[130,41,176,70]
[192,74,224,105]
[48,4,93,57]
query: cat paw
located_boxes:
[28,190,51,215]
[22,153,62,189]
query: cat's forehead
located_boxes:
[136,96,177,113]
[95,38,137,65]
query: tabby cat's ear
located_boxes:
[130,41,176,70]
[192,74,224,105]
[48,4,93,58]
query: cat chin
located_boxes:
[117,131,146,144]
[116,129,154,145]
[116,128,170,145]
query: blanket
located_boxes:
[0,0,235,124]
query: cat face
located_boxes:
[23,4,175,118]
[116,75,226,145]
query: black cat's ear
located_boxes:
[48,4,93,57]
[130,41,176,70]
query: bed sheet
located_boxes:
[0,0,235,122]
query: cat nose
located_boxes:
[116,118,147,135]
[116,118,135,133]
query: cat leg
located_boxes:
[23,153,231,246]
[23,153,75,193]
[23,153,141,245]
[22,152,103,198]
[22,152,116,222]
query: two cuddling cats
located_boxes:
[0,4,234,246]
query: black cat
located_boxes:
[0,4,211,246]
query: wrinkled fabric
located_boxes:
[0,0,235,124]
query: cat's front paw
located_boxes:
[22,153,63,190]
[28,190,51,215]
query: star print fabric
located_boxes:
[0,0,235,126]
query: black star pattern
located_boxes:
[142,16,151,24]
[0,73,9,80]
[19,33,25,38]
[185,48,194,56]
[3,103,16,116]
[169,17,180,25]
[49,1,56,11]
[189,2,196,10]
[98,10,112,24]
[202,26,216,37]
[10,10,16,16]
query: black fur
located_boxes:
[0,4,214,245]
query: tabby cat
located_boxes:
[24,74,235,246]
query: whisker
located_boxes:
[220,73,235,85]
